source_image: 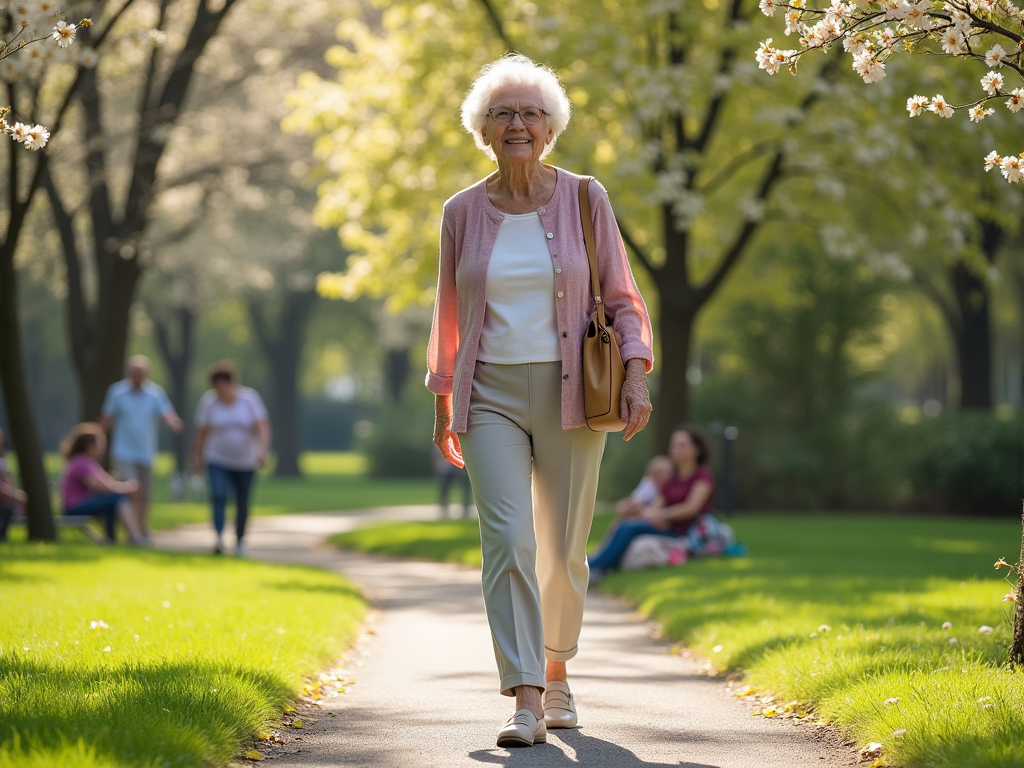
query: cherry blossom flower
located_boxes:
[969,105,994,122]
[1003,592,1017,602]
[785,10,802,34]
[853,52,886,82]
[940,28,965,53]
[981,71,1004,96]
[929,94,954,117]
[907,94,928,115]
[9,122,31,143]
[904,0,933,29]
[24,124,49,150]
[985,44,1007,68]
[51,20,77,48]
[760,0,778,17]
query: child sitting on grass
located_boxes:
[0,427,27,541]
[59,423,144,544]
[615,455,674,518]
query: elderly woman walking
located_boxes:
[428,54,654,748]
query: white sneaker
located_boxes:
[496,708,546,748]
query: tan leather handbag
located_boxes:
[578,177,627,432]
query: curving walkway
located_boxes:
[154,508,856,768]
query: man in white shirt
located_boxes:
[100,356,184,538]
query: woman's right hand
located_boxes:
[433,395,465,468]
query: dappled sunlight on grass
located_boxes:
[0,542,366,767]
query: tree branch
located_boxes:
[617,217,657,277]
[474,0,516,52]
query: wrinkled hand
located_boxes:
[619,358,652,442]
[433,395,465,468]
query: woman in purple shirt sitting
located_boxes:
[59,423,143,543]
[589,426,715,580]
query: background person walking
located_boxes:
[192,361,271,557]
[100,355,184,540]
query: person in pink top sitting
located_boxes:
[589,426,715,580]
[59,423,143,544]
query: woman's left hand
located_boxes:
[640,506,671,530]
[620,358,652,442]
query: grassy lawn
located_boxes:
[0,542,366,768]
[12,452,437,531]
[331,513,1024,768]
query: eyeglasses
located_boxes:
[487,106,549,125]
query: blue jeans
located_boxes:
[65,493,125,542]
[207,464,255,542]
[588,518,679,571]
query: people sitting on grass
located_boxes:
[615,454,674,518]
[0,426,27,542]
[59,423,144,544]
[192,360,271,557]
[589,426,734,583]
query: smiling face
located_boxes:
[481,84,554,168]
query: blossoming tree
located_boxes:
[755,0,1024,182]
[289,0,851,450]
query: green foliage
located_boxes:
[695,246,909,509]
[909,412,1024,516]
[358,403,435,479]
[335,512,1023,767]
[0,544,366,768]
[596,428,655,503]
[330,513,616,567]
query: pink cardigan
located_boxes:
[426,166,654,432]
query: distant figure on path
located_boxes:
[101,355,184,540]
[0,427,27,541]
[192,361,271,557]
[432,445,473,518]
[59,423,144,543]
[588,427,715,581]
[428,55,654,748]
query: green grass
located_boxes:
[0,542,366,768]
[331,512,1024,768]
[10,452,437,532]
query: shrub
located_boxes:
[909,412,1024,516]
[359,400,434,478]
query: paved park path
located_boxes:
[154,508,858,768]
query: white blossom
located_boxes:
[760,0,778,17]
[853,51,886,82]
[948,7,973,33]
[51,20,76,48]
[904,0,933,27]
[907,94,929,115]
[843,35,868,55]
[940,28,965,53]
[981,70,1004,95]
[785,9,802,34]
[985,44,1007,67]
[24,124,49,150]
[984,151,1001,172]
[1006,89,1024,112]
[881,0,910,19]
[969,105,994,121]
[9,122,31,143]
[1000,155,1023,182]
[929,94,954,117]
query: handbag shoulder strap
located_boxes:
[578,176,609,328]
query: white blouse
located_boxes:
[477,212,562,364]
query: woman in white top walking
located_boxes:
[192,360,271,556]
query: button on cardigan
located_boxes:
[426,166,655,433]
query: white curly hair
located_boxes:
[460,54,572,161]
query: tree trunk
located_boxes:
[653,295,697,454]
[950,261,993,410]
[153,305,195,473]
[0,242,55,540]
[248,290,317,478]
[1009,504,1024,667]
[384,346,411,403]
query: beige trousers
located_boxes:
[459,361,606,696]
